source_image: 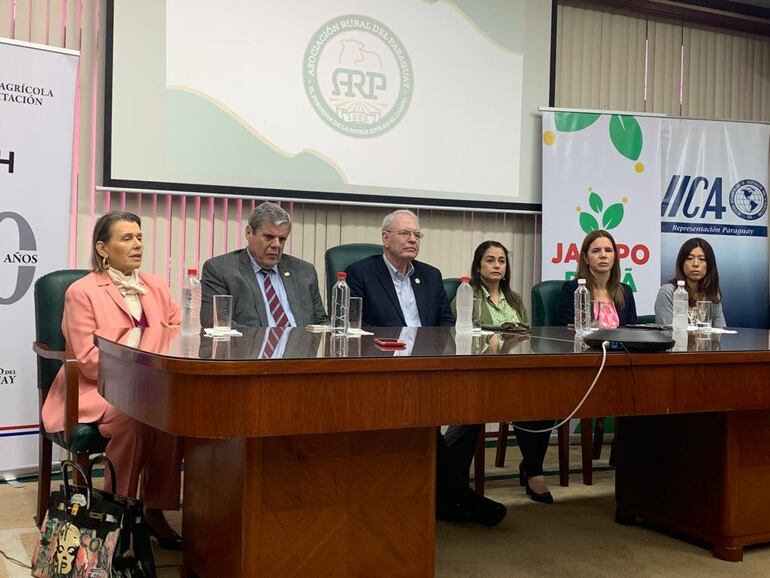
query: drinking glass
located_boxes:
[348,297,363,333]
[696,301,712,331]
[212,294,233,334]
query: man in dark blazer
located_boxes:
[346,209,506,527]
[200,202,328,328]
[345,210,454,328]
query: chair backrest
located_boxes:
[636,314,655,324]
[443,277,461,305]
[324,243,382,306]
[34,269,89,389]
[531,280,565,327]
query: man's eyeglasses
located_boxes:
[386,229,424,240]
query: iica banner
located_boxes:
[661,120,770,328]
[541,110,662,315]
[0,39,78,475]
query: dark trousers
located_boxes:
[444,421,554,483]
[436,429,474,506]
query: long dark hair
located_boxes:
[575,229,625,308]
[91,211,142,272]
[470,240,527,322]
[668,237,720,305]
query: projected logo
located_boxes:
[303,15,413,138]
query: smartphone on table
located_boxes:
[374,337,406,348]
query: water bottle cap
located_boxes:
[460,275,470,282]
[677,280,685,286]
[337,271,347,279]
[187,268,197,276]
[577,278,586,284]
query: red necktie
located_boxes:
[261,327,286,359]
[261,269,289,327]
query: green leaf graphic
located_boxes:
[579,212,600,233]
[588,192,603,213]
[609,115,643,160]
[555,112,601,132]
[602,203,624,229]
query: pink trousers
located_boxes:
[97,404,182,510]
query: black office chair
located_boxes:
[33,270,108,526]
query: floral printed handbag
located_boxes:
[31,458,155,578]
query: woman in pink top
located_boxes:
[557,230,638,327]
[41,211,183,549]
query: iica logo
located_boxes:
[304,15,412,138]
[576,189,627,233]
[1,212,37,305]
[730,179,767,221]
[661,175,768,221]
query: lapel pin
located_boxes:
[284,271,290,277]
[415,278,421,284]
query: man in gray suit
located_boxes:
[200,202,328,328]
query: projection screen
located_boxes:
[104,0,553,212]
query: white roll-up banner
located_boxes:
[541,110,662,315]
[0,39,78,476]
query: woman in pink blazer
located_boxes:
[41,211,183,549]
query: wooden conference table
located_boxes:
[95,326,770,576]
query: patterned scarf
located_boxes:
[105,267,146,321]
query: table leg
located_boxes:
[615,411,770,561]
[580,418,593,485]
[182,427,436,577]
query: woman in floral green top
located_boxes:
[446,241,555,504]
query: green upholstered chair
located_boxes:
[531,280,566,326]
[324,243,382,308]
[33,270,108,526]
[442,277,461,305]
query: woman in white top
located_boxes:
[654,237,726,328]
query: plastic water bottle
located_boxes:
[455,331,472,355]
[455,275,473,334]
[331,272,350,335]
[672,328,687,352]
[181,268,202,334]
[672,280,688,332]
[574,278,590,335]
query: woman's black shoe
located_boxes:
[519,461,554,504]
[525,484,554,504]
